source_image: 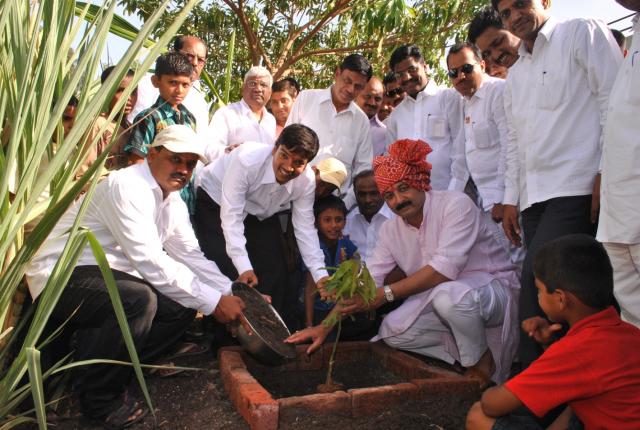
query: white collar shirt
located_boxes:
[385,81,465,191]
[207,98,276,147]
[369,114,388,156]
[367,190,519,381]
[128,74,210,137]
[449,76,508,211]
[503,17,622,210]
[598,14,640,244]
[344,203,395,261]
[285,87,373,200]
[25,162,232,314]
[198,142,328,282]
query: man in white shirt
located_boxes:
[344,169,394,262]
[447,42,522,266]
[208,66,276,152]
[468,7,521,79]
[598,0,640,328]
[384,44,464,191]
[494,0,622,366]
[287,140,519,384]
[356,77,387,156]
[129,36,210,137]
[286,54,373,207]
[26,125,244,426]
[194,124,329,326]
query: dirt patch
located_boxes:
[247,356,404,398]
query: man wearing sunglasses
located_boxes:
[447,43,523,268]
[129,36,210,140]
[384,44,464,192]
[492,0,622,368]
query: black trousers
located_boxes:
[193,188,293,323]
[518,195,595,367]
[40,266,194,418]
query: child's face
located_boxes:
[151,74,192,108]
[271,145,308,184]
[61,105,77,138]
[535,277,562,322]
[316,208,346,243]
[109,75,138,116]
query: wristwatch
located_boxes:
[383,285,395,302]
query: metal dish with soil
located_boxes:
[231,282,297,365]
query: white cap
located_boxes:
[146,124,206,163]
[315,157,347,189]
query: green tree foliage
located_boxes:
[118,0,486,101]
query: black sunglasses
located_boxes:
[447,63,476,79]
[385,88,403,98]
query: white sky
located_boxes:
[101,0,637,67]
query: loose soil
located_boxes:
[232,283,296,359]
[17,345,476,430]
[247,356,405,398]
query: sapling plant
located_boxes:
[318,258,377,393]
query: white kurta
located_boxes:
[384,82,464,191]
[344,204,395,262]
[368,191,519,381]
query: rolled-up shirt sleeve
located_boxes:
[101,181,229,315]
[427,194,479,280]
[292,180,328,282]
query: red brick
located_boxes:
[411,377,481,400]
[385,350,433,379]
[350,382,419,417]
[224,368,258,405]
[236,383,279,430]
[278,391,351,423]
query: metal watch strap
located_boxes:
[383,285,394,302]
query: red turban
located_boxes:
[373,139,432,194]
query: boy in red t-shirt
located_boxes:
[466,234,640,430]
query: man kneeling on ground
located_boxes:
[26,125,245,429]
[287,139,520,384]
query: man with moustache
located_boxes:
[598,0,640,328]
[384,45,464,191]
[447,43,522,266]
[344,169,394,262]
[26,125,245,427]
[286,54,373,208]
[493,0,622,366]
[468,7,521,79]
[356,77,387,156]
[208,66,276,149]
[288,140,519,385]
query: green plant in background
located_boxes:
[0,0,199,427]
[319,258,377,393]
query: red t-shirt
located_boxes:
[505,307,640,429]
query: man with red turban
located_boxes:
[288,139,520,385]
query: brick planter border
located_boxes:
[218,341,480,430]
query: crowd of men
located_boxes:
[23,0,640,428]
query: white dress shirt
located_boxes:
[449,76,508,211]
[598,14,640,244]
[198,142,328,282]
[369,114,388,157]
[286,87,373,199]
[26,162,232,314]
[128,74,210,137]
[367,190,519,381]
[208,99,276,150]
[344,204,395,261]
[385,81,464,191]
[503,17,622,210]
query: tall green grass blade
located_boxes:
[24,348,46,430]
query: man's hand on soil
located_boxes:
[213,295,245,324]
[237,270,258,287]
[284,325,330,355]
